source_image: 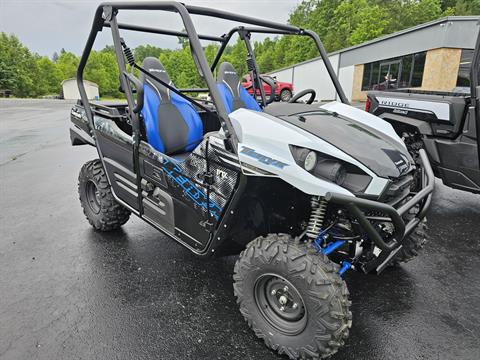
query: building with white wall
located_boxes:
[269,16,479,102]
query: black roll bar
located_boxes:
[104,22,225,42]
[185,4,301,32]
[77,5,104,133]
[77,1,351,152]
[209,26,349,104]
[304,30,349,104]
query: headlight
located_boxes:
[290,146,372,193]
[292,147,318,172]
[304,151,317,172]
[314,159,347,185]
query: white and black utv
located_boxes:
[70,2,434,359]
[367,23,480,194]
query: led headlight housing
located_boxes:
[290,145,372,193]
[294,148,318,172]
[314,159,347,185]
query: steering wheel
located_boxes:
[289,89,316,104]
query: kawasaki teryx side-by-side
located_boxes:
[70,2,434,359]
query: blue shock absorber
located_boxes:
[312,232,352,276]
[313,232,326,252]
[321,240,346,256]
[338,261,352,276]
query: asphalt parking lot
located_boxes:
[1,99,479,360]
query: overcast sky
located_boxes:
[0,0,299,57]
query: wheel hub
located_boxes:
[254,274,307,335]
[85,180,101,214]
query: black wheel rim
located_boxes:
[254,273,307,335]
[85,180,101,214]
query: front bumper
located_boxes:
[325,149,434,269]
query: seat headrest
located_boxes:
[140,57,172,102]
[217,62,241,97]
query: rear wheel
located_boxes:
[280,89,292,102]
[78,159,131,231]
[234,234,351,359]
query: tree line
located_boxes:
[0,0,478,98]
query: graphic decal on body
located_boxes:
[162,159,222,220]
[376,96,450,121]
[240,146,289,169]
[382,148,411,175]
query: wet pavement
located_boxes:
[1,99,479,360]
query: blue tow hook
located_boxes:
[338,261,352,276]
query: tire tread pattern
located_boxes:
[233,234,352,359]
[394,217,428,264]
[78,159,131,231]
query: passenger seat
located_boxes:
[216,62,261,114]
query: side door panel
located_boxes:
[138,141,212,251]
[138,138,241,252]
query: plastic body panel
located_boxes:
[367,90,480,193]
[368,90,470,138]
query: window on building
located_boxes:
[411,52,426,87]
[362,63,372,90]
[361,51,427,91]
[457,49,474,87]
[399,55,413,88]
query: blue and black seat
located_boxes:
[216,62,261,114]
[140,57,203,155]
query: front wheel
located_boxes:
[393,215,428,265]
[78,159,131,231]
[233,234,351,359]
[279,89,292,102]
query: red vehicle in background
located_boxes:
[242,74,294,102]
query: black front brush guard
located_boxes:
[325,149,434,253]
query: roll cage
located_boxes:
[77,1,349,155]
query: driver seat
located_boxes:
[139,57,203,155]
[216,62,261,114]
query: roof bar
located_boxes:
[240,27,302,35]
[185,4,301,33]
[101,2,301,33]
[104,22,225,42]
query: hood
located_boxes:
[264,102,413,178]
[276,80,291,87]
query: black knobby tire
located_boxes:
[393,215,428,264]
[233,234,351,359]
[78,159,131,231]
[280,89,292,102]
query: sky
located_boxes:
[0,0,300,57]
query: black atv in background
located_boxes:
[367,26,480,194]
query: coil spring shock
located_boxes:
[121,42,135,67]
[307,196,328,239]
[246,56,255,72]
